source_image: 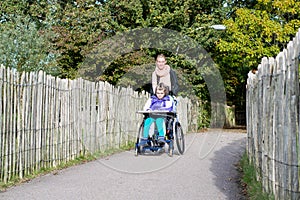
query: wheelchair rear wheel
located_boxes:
[175,122,185,154]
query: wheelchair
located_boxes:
[134,110,185,157]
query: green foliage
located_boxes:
[239,153,275,199]
[99,50,153,86]
[215,0,300,109]
[0,15,59,75]
[104,0,227,31]
[47,0,114,78]
[103,0,144,30]
[0,0,116,78]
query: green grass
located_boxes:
[0,141,135,191]
[239,152,275,200]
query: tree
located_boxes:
[0,0,117,78]
[0,15,59,75]
[0,0,62,74]
[46,0,115,78]
[216,0,300,109]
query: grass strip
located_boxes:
[238,152,274,200]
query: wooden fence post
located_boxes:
[246,28,300,199]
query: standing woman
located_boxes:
[152,54,179,96]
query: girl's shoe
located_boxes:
[157,136,165,145]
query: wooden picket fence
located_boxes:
[0,65,198,183]
[246,28,300,199]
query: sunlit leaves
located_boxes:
[218,0,300,70]
[215,0,299,109]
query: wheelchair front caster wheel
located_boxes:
[168,141,174,157]
[168,148,173,157]
[134,144,142,156]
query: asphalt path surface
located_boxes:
[0,129,247,200]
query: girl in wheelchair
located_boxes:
[140,82,175,146]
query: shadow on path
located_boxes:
[209,132,247,200]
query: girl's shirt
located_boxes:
[143,95,174,112]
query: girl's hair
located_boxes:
[155,82,169,96]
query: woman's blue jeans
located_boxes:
[143,117,165,138]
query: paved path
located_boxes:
[0,129,247,200]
